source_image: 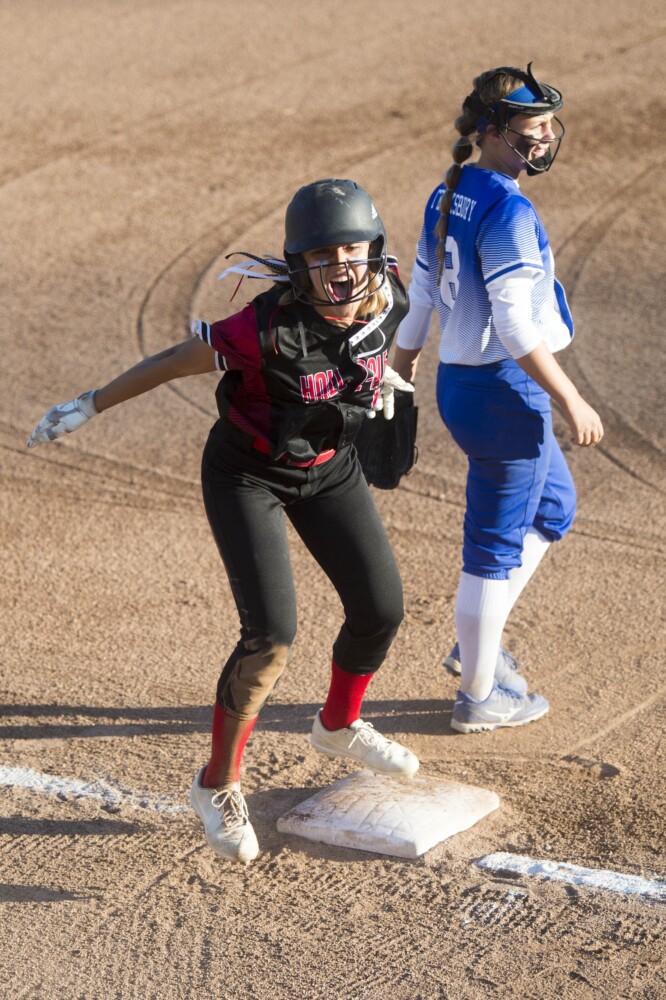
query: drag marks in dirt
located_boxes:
[194,850,453,998]
[555,164,655,306]
[1,4,432,195]
[0,826,109,868]
[459,882,561,936]
[0,27,324,189]
[458,879,666,994]
[0,701,209,742]
[0,882,92,903]
[560,755,621,779]
[554,159,666,494]
[0,815,157,930]
[4,422,200,514]
[183,847,666,996]
[3,776,663,996]
[0,772,197,947]
[563,681,666,757]
[561,515,666,555]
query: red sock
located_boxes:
[203,703,257,788]
[320,660,374,731]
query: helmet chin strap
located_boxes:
[498,126,562,175]
[525,151,554,176]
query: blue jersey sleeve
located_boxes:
[477,196,544,286]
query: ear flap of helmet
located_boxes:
[368,235,386,275]
[283,249,311,294]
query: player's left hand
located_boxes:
[27,390,99,448]
[370,366,414,421]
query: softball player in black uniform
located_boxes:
[28,179,419,864]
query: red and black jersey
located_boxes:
[194,269,408,463]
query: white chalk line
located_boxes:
[477,852,666,902]
[0,766,188,816]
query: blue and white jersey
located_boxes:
[397,165,573,365]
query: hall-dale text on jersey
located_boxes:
[299,350,388,406]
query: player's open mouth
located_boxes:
[328,278,353,303]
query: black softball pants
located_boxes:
[201,422,404,720]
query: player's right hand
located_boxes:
[370,366,415,421]
[27,390,99,448]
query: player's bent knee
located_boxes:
[217,638,292,717]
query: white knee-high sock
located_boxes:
[506,528,551,613]
[455,573,510,702]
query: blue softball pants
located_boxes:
[437,359,576,580]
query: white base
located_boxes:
[277,771,499,859]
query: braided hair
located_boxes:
[435,67,526,264]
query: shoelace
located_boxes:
[494,685,526,705]
[209,788,249,831]
[499,650,520,673]
[349,721,392,756]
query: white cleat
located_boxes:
[189,767,259,864]
[311,710,419,778]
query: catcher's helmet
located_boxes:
[465,63,564,175]
[284,179,387,304]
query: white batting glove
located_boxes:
[27,390,99,448]
[370,366,414,420]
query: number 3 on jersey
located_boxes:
[439,235,460,310]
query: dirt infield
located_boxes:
[2,2,665,997]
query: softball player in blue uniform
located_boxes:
[392,65,603,733]
[28,179,418,864]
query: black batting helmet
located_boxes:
[283,179,387,304]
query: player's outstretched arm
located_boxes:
[27,336,216,448]
[93,336,216,411]
[517,342,604,447]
